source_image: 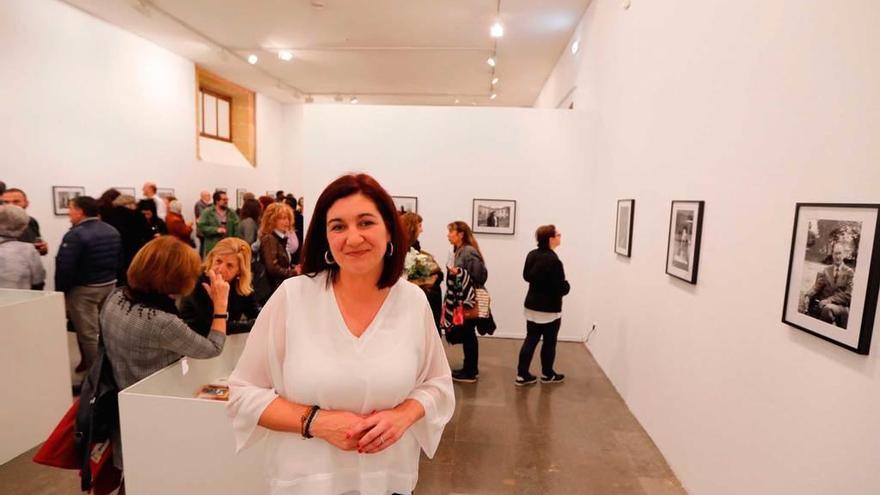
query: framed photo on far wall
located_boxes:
[615,199,635,257]
[392,196,418,214]
[52,186,85,216]
[665,200,705,284]
[236,188,247,209]
[156,188,175,200]
[782,203,880,355]
[473,198,516,235]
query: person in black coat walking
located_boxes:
[516,224,570,386]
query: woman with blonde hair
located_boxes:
[100,235,229,471]
[258,202,299,297]
[180,237,259,336]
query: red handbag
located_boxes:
[33,398,80,469]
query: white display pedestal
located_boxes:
[118,334,268,495]
[0,289,71,465]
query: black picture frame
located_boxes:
[52,186,86,216]
[392,196,418,214]
[781,203,880,355]
[615,199,635,257]
[472,198,516,235]
[665,200,705,284]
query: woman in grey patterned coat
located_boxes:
[100,236,230,469]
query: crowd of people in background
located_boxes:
[0,175,574,493]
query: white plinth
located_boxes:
[0,289,71,465]
[118,334,267,495]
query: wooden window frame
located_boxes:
[199,87,233,143]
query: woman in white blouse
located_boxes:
[227,173,454,495]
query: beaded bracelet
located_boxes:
[302,405,321,439]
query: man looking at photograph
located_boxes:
[802,243,854,328]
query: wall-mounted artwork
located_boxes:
[615,199,635,257]
[52,186,85,216]
[473,198,516,235]
[392,196,418,214]
[157,188,175,199]
[236,188,247,209]
[665,200,704,284]
[782,203,880,355]
[215,187,227,194]
[114,187,136,198]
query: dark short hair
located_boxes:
[71,196,99,217]
[213,190,227,203]
[137,198,157,215]
[300,174,406,288]
[535,224,556,249]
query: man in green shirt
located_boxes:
[197,190,239,255]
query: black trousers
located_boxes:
[517,318,561,377]
[461,319,479,375]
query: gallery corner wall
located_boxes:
[537,1,880,494]
[0,0,302,290]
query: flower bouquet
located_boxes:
[404,248,439,285]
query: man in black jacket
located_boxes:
[56,196,122,371]
[516,225,570,386]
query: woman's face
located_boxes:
[275,214,292,232]
[211,253,240,282]
[447,228,463,247]
[550,230,562,249]
[326,193,390,278]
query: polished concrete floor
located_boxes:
[0,337,686,494]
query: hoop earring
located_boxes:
[386,242,394,257]
[324,251,336,265]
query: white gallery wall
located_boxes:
[538,1,880,494]
[299,104,592,341]
[0,0,300,290]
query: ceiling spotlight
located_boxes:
[454,98,460,104]
[247,54,258,64]
[490,93,497,100]
[571,40,580,55]
[491,77,499,85]
[278,50,294,61]
[350,96,359,104]
[305,95,314,103]
[487,56,496,67]
[490,22,504,38]
[333,95,343,102]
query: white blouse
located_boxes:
[227,272,454,495]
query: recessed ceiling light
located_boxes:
[305,95,314,103]
[247,54,259,64]
[350,96,359,104]
[487,56,496,67]
[454,98,460,104]
[571,40,580,55]
[491,77,499,85]
[333,95,343,102]
[490,22,504,38]
[278,50,294,61]
[490,93,497,100]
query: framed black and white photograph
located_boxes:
[472,198,516,235]
[665,200,705,284]
[236,188,247,209]
[615,199,635,257]
[392,196,418,214]
[157,187,175,200]
[114,187,136,198]
[52,186,85,216]
[782,203,880,355]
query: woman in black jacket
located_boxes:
[179,237,259,336]
[516,224,570,386]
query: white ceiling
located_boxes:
[61,0,591,107]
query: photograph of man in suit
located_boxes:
[800,243,854,328]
